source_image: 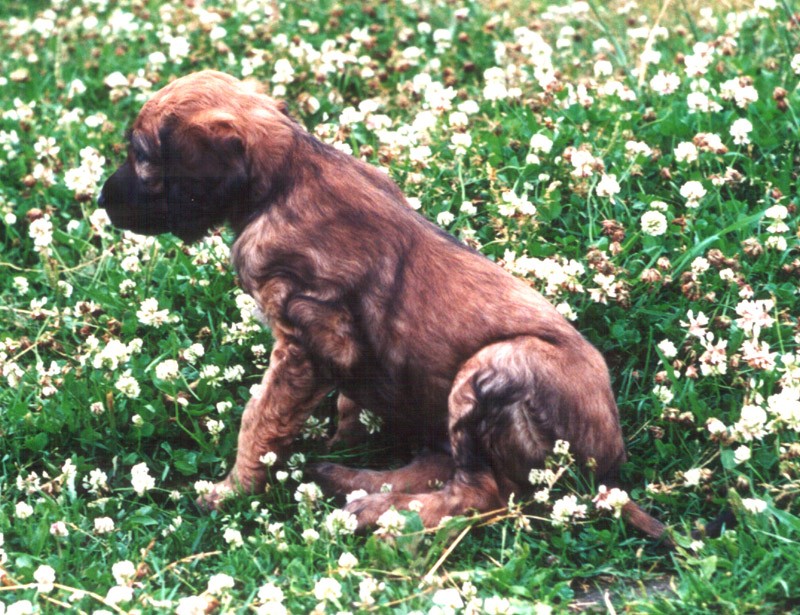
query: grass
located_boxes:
[1,0,799,613]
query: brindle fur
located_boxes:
[99,70,666,538]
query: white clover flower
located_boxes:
[721,79,758,108]
[593,59,613,77]
[94,517,115,534]
[765,235,787,251]
[199,364,221,381]
[595,173,621,198]
[301,528,320,543]
[652,384,674,404]
[358,577,383,606]
[786,52,800,75]
[194,480,215,496]
[687,91,721,113]
[207,573,235,595]
[130,463,155,496]
[733,403,769,441]
[358,409,383,434]
[136,298,170,327]
[56,280,73,297]
[34,564,56,593]
[432,588,464,610]
[115,372,141,398]
[168,36,191,62]
[103,71,129,89]
[16,501,34,519]
[570,149,595,178]
[691,256,710,275]
[337,551,358,573]
[408,145,431,165]
[767,389,800,430]
[730,118,753,145]
[649,70,681,95]
[223,364,245,382]
[148,51,167,67]
[206,418,225,437]
[681,310,710,338]
[28,215,54,251]
[12,276,29,294]
[106,585,134,605]
[437,211,455,226]
[294,482,323,505]
[683,468,702,486]
[553,439,570,456]
[459,200,477,215]
[448,111,469,128]
[111,560,136,585]
[6,600,35,615]
[258,582,284,604]
[674,141,698,163]
[223,527,243,548]
[484,596,513,615]
[325,509,358,535]
[450,131,472,155]
[458,99,480,114]
[260,451,278,467]
[528,468,556,486]
[92,338,132,370]
[50,521,69,537]
[183,343,204,364]
[550,494,587,526]
[176,596,212,615]
[406,197,422,210]
[313,577,342,602]
[593,485,630,518]
[374,507,406,536]
[679,180,707,206]
[625,140,653,158]
[639,210,667,237]
[154,359,180,381]
[741,498,767,514]
[657,339,678,359]
[346,489,368,503]
[734,299,774,338]
[706,417,727,436]
[733,445,751,464]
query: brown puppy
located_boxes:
[99,70,665,538]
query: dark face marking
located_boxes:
[99,126,249,243]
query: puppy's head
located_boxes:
[99,70,293,242]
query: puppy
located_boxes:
[99,70,666,538]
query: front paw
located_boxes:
[343,493,396,532]
[307,462,351,500]
[195,480,235,512]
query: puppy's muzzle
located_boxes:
[98,161,169,236]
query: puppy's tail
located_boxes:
[694,507,737,539]
[615,487,736,545]
[598,474,670,542]
[620,500,669,541]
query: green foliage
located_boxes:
[0,0,799,612]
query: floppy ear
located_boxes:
[157,112,250,241]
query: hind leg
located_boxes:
[310,450,455,497]
[344,338,564,529]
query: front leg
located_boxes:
[199,336,333,509]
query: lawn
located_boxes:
[1,0,799,613]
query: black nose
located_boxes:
[97,190,106,208]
